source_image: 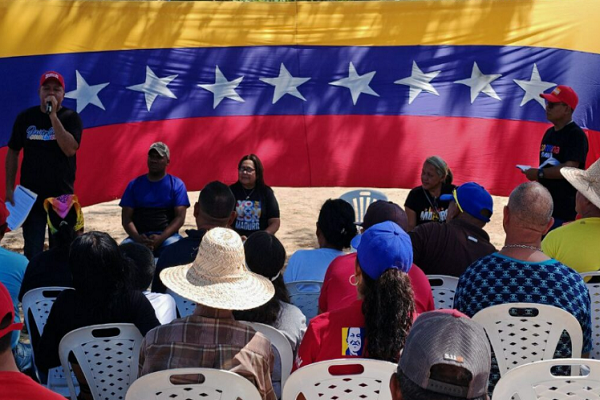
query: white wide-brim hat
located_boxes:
[160,227,274,311]
[561,158,600,210]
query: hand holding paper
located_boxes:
[6,185,38,230]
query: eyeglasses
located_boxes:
[546,102,568,109]
[452,188,464,213]
[239,167,255,174]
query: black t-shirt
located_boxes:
[229,181,280,238]
[539,122,588,221]
[9,106,83,200]
[404,184,455,226]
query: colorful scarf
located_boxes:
[43,194,84,234]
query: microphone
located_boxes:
[45,101,52,115]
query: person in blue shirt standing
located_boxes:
[120,142,190,257]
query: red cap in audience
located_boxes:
[0,281,23,340]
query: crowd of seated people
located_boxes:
[2,152,599,400]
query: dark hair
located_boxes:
[0,313,13,353]
[48,204,80,249]
[238,154,266,188]
[0,223,7,237]
[396,368,486,400]
[199,181,236,220]
[317,199,357,250]
[233,231,288,324]
[120,242,155,291]
[69,232,129,306]
[360,268,415,363]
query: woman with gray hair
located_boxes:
[404,156,454,231]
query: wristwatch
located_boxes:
[537,168,545,180]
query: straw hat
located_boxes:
[561,158,600,209]
[160,227,274,310]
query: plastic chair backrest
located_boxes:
[282,358,396,400]
[22,286,76,396]
[59,323,143,400]
[167,289,197,318]
[125,368,262,400]
[339,190,388,225]
[285,280,322,321]
[493,358,600,400]
[581,271,600,359]
[427,275,459,309]
[472,303,583,377]
[242,322,294,389]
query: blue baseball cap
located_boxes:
[440,182,493,222]
[357,221,413,280]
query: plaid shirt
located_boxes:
[139,307,275,400]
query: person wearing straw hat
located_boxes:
[0,281,65,400]
[542,158,600,274]
[139,227,276,400]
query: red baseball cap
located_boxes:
[39,71,65,90]
[0,282,22,340]
[540,85,578,110]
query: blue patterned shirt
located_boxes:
[454,253,592,392]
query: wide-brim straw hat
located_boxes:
[561,158,600,209]
[160,227,274,310]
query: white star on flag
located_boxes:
[329,62,379,105]
[260,63,310,104]
[64,71,109,113]
[127,66,178,112]
[454,62,502,103]
[198,66,245,109]
[513,64,556,109]
[394,61,441,104]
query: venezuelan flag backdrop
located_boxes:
[1,0,599,206]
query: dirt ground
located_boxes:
[3,187,508,256]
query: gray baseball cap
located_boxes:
[149,142,170,159]
[398,310,491,398]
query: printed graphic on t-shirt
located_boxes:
[235,200,261,231]
[26,125,56,141]
[419,207,448,223]
[342,327,364,356]
[540,143,561,160]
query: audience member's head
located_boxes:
[194,181,236,228]
[351,200,408,249]
[0,201,9,240]
[504,182,554,236]
[238,154,266,188]
[0,282,22,358]
[70,232,129,301]
[354,221,415,362]
[120,242,155,291]
[390,310,491,400]
[441,182,493,227]
[561,158,600,218]
[424,155,453,186]
[160,227,274,311]
[317,199,357,250]
[44,194,84,249]
[233,231,289,324]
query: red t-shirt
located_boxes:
[318,253,435,314]
[0,371,66,400]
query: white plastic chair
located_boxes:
[58,323,143,400]
[242,322,293,390]
[285,281,322,321]
[282,358,396,400]
[340,190,388,225]
[472,303,583,377]
[167,288,197,318]
[493,358,600,399]
[22,286,76,396]
[581,271,600,359]
[125,368,262,400]
[427,275,459,309]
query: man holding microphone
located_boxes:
[5,71,83,259]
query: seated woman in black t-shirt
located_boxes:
[229,154,281,239]
[404,156,455,231]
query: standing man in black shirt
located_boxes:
[5,71,83,259]
[523,85,588,230]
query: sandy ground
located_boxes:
[3,187,508,256]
